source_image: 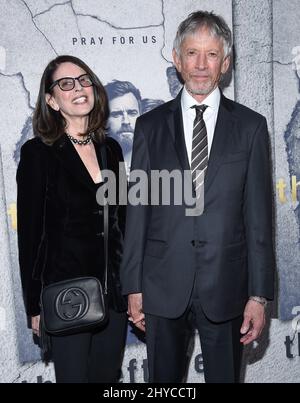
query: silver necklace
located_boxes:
[67,132,92,146]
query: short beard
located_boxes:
[112,132,133,155]
[186,84,213,96]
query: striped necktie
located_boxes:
[191,104,208,213]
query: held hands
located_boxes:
[240,299,266,345]
[127,293,145,332]
[31,315,40,337]
[127,294,266,340]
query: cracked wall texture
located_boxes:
[0,0,299,383]
[272,0,300,322]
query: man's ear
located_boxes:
[45,93,59,111]
[172,49,181,73]
[221,55,231,75]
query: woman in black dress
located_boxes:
[17,55,127,383]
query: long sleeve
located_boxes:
[120,118,151,295]
[104,137,127,311]
[16,139,48,317]
[243,117,275,300]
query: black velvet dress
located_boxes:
[17,134,127,317]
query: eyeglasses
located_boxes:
[49,73,93,91]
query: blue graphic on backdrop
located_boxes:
[282,57,300,320]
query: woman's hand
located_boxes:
[31,315,40,337]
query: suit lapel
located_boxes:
[165,93,235,195]
[52,134,98,193]
[204,95,235,193]
[165,92,191,172]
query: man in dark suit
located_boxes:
[120,11,274,383]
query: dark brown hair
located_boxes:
[33,55,108,145]
[105,80,142,113]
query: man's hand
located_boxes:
[127,293,145,332]
[31,315,40,337]
[240,300,266,345]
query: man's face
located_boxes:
[173,28,230,102]
[108,92,140,156]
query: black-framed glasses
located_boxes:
[49,73,93,91]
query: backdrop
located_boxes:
[0,0,299,383]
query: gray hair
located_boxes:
[173,11,232,59]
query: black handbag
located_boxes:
[40,276,107,335]
[40,143,109,337]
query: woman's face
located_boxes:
[46,62,95,122]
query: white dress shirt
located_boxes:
[181,86,221,167]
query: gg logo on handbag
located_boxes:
[41,276,106,335]
[55,287,90,321]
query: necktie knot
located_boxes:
[191,104,208,119]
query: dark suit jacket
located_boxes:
[120,92,274,322]
[17,135,126,317]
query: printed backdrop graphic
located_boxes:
[273,0,300,320]
[0,0,232,382]
[1,0,300,384]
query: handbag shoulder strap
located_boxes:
[37,145,51,287]
[100,142,109,295]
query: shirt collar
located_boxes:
[181,86,221,112]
